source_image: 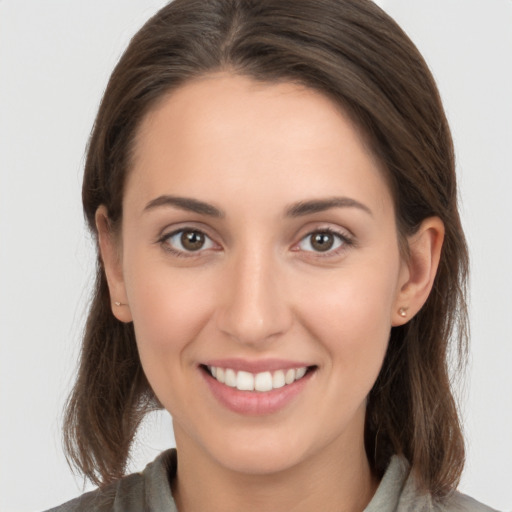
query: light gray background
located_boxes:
[0,1,511,511]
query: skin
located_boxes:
[97,74,444,512]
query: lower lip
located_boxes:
[201,368,314,416]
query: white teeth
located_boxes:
[272,370,286,389]
[295,367,307,379]
[225,368,237,387]
[207,365,310,392]
[236,371,255,391]
[285,368,296,385]
[254,371,273,392]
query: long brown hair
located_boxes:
[64,0,469,497]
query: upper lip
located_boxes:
[202,358,314,373]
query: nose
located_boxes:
[216,246,293,347]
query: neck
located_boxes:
[171,426,378,512]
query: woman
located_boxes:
[47,0,497,510]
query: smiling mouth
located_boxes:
[202,365,316,392]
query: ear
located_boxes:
[392,217,445,326]
[95,206,133,323]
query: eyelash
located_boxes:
[294,227,354,257]
[157,228,218,258]
[157,227,354,258]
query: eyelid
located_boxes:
[155,222,355,258]
[156,226,221,256]
[292,226,355,256]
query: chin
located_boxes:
[198,423,325,476]
[214,443,306,476]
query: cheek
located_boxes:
[301,259,400,374]
[124,255,215,365]
[125,264,220,413]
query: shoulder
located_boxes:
[43,472,141,512]
[435,491,501,512]
[44,449,177,512]
[399,459,501,512]
[366,456,500,512]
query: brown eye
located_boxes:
[297,230,347,254]
[310,232,335,252]
[181,230,205,251]
[162,229,215,254]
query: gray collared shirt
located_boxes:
[46,450,499,511]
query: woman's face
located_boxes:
[107,74,410,475]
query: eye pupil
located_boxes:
[181,231,205,251]
[311,232,334,252]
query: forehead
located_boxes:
[126,73,392,218]
[133,73,373,162]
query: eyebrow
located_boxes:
[144,195,225,217]
[285,197,373,217]
[143,194,372,218]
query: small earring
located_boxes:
[114,301,126,307]
[399,307,408,318]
